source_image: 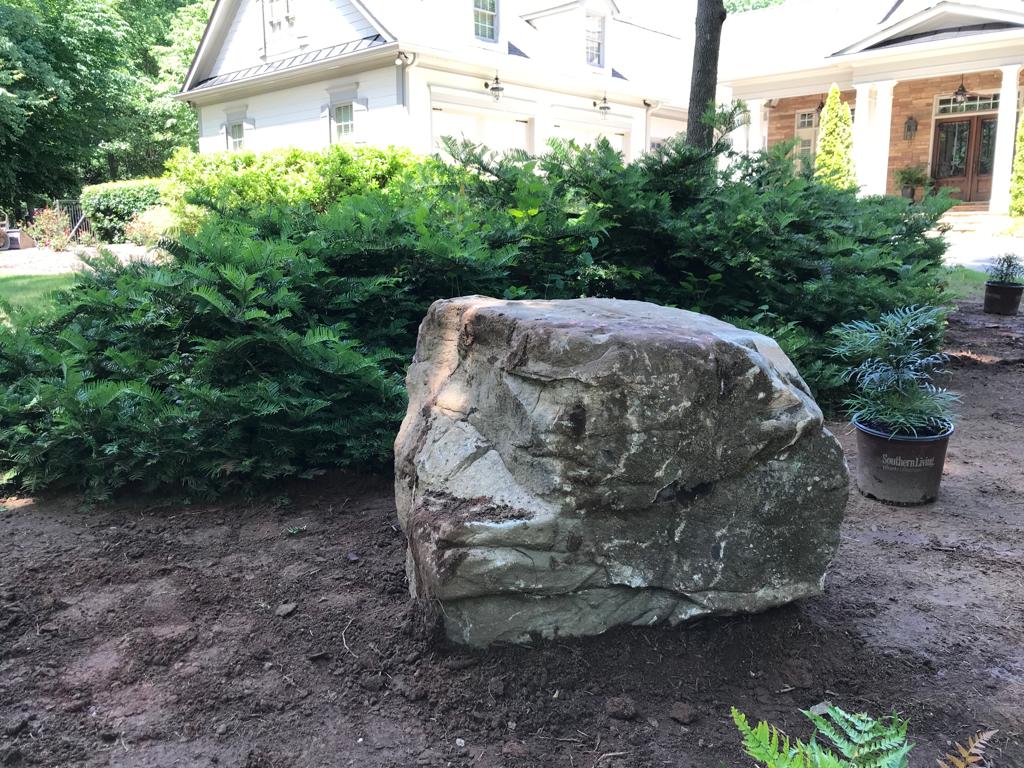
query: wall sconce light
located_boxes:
[484,73,504,102]
[903,116,918,141]
[394,51,409,66]
[594,94,611,119]
[816,94,826,114]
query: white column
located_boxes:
[746,98,765,152]
[852,83,874,191]
[989,64,1022,213]
[869,80,897,196]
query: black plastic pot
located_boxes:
[853,419,952,506]
[983,281,1023,316]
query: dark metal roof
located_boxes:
[189,34,387,92]
[864,21,1022,50]
[611,68,627,80]
[508,41,529,58]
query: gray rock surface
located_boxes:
[395,297,849,647]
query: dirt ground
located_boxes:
[1,300,1021,768]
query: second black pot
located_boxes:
[983,282,1023,315]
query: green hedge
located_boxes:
[81,178,167,243]
[163,144,417,229]
[0,135,955,499]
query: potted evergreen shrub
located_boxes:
[983,253,1024,315]
[893,165,929,201]
[832,306,957,505]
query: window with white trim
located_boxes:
[585,13,605,67]
[473,0,497,41]
[334,103,354,141]
[936,93,999,115]
[794,110,818,157]
[228,121,245,151]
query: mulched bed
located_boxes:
[1,300,1021,767]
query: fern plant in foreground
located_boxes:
[733,707,997,768]
[831,305,956,437]
[732,705,910,768]
[805,706,910,768]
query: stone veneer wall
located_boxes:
[766,71,1024,196]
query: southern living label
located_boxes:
[882,453,935,470]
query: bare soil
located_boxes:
[1,300,1021,768]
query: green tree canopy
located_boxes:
[1,0,210,214]
[725,0,785,12]
[814,84,857,191]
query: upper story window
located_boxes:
[262,0,306,57]
[265,0,294,32]
[585,13,605,67]
[474,0,498,41]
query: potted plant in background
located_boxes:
[893,164,930,202]
[983,253,1024,316]
[833,306,958,506]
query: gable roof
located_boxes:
[720,0,1024,83]
[520,0,622,21]
[833,1,1024,55]
[180,0,393,94]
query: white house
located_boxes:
[720,0,1024,213]
[178,0,693,161]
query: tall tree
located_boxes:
[814,84,857,190]
[686,0,727,149]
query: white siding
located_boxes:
[198,67,401,153]
[649,115,686,148]
[406,66,649,161]
[210,0,376,78]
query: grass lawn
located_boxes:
[0,273,76,309]
[946,266,987,300]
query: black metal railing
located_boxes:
[55,199,92,242]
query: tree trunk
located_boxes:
[686,0,727,149]
[106,151,119,182]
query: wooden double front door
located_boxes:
[932,115,998,203]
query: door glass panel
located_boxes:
[934,121,971,178]
[977,118,997,176]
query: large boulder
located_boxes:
[395,297,848,647]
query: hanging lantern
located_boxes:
[484,73,504,102]
[953,76,969,104]
[594,94,611,119]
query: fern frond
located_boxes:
[805,706,911,768]
[937,730,998,768]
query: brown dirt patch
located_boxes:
[1,301,1021,767]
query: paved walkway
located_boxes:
[943,232,1021,272]
[0,235,1016,276]
[0,244,150,276]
